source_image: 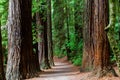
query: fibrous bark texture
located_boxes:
[6,0,35,79]
[82,0,94,71]
[47,0,54,66]
[82,0,118,77]
[6,0,21,79]
[93,0,117,77]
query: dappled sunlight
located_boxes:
[26,57,120,80]
[1,0,120,80]
[26,57,80,80]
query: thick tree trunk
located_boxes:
[20,0,36,78]
[82,0,118,77]
[32,42,40,72]
[36,3,51,69]
[38,37,44,68]
[35,0,44,69]
[36,12,44,69]
[43,19,51,69]
[6,0,22,79]
[0,19,5,80]
[92,0,117,77]
[36,12,45,68]
[82,0,94,72]
[6,0,35,79]
[47,0,54,66]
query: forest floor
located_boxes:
[26,56,120,80]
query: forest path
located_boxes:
[26,56,120,80]
[26,56,85,80]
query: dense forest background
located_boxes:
[0,0,120,80]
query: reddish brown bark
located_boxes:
[6,0,36,79]
[20,0,36,78]
[93,0,109,70]
[82,0,94,71]
[47,0,54,66]
[92,0,117,77]
[82,0,118,77]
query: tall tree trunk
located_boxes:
[20,0,36,78]
[36,12,44,68]
[31,7,41,75]
[32,42,41,72]
[82,0,94,72]
[47,0,54,66]
[82,0,118,77]
[35,0,44,69]
[92,0,117,77]
[37,2,51,69]
[43,18,51,69]
[6,0,35,79]
[0,19,5,80]
[6,0,22,79]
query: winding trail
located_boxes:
[26,57,120,80]
[38,62,80,80]
[26,57,82,80]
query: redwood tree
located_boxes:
[47,0,54,66]
[82,0,94,71]
[43,15,51,69]
[6,0,36,79]
[35,0,44,69]
[92,0,117,77]
[82,0,118,77]
[36,12,44,68]
[6,0,21,79]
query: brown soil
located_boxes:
[25,56,120,80]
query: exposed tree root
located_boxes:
[90,67,118,78]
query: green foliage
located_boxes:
[52,0,67,57]
[32,0,46,15]
[52,0,84,66]
[67,0,84,66]
[0,0,8,25]
[32,23,38,44]
[32,0,47,44]
[70,39,83,66]
[106,0,120,71]
[0,0,8,65]
[0,0,8,45]
[0,0,119,70]
[72,56,82,66]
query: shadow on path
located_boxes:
[26,57,81,80]
[39,62,80,78]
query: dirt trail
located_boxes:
[26,57,120,80]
